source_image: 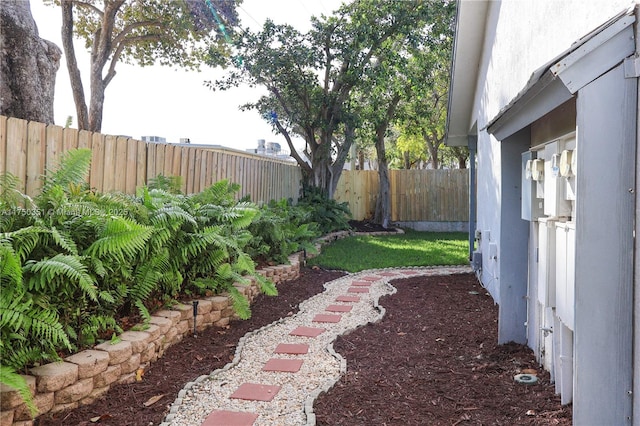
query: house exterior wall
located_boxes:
[465,0,638,423]
[474,0,628,303]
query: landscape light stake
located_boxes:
[192,301,199,337]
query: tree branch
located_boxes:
[274,119,312,175]
[71,0,103,17]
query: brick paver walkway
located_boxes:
[162,266,472,426]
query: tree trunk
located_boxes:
[0,0,61,123]
[424,131,440,169]
[60,0,89,130]
[374,127,391,228]
[357,149,365,170]
[403,150,410,169]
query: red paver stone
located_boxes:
[325,304,353,313]
[336,295,361,302]
[401,270,420,275]
[378,272,400,277]
[361,276,381,281]
[348,287,370,293]
[289,326,326,337]
[263,358,304,372]
[274,343,309,354]
[313,314,342,323]
[230,383,281,402]
[201,410,258,426]
[351,280,372,286]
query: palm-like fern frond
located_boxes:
[86,217,153,261]
[150,205,197,230]
[0,241,22,287]
[40,148,92,196]
[0,172,33,211]
[24,254,98,302]
[0,290,70,350]
[2,226,48,262]
[0,366,37,417]
[49,227,78,255]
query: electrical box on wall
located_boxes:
[522,151,544,221]
[543,141,572,217]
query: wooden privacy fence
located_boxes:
[335,169,469,222]
[0,116,302,202]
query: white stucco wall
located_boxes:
[473,0,632,299]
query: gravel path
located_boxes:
[161,266,472,426]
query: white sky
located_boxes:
[29,0,344,152]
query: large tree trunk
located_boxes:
[372,95,400,227]
[0,0,61,123]
[374,127,391,228]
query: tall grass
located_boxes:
[307,230,469,272]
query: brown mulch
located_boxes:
[34,266,571,426]
[314,273,572,425]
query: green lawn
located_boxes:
[307,230,469,272]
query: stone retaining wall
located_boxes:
[0,246,327,426]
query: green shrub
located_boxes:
[247,198,319,265]
[297,187,352,234]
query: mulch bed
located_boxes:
[314,273,572,425]
[34,262,571,425]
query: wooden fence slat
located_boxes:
[63,127,79,152]
[186,147,196,194]
[115,137,128,192]
[180,147,189,193]
[169,144,179,178]
[125,138,138,194]
[155,143,166,179]
[194,148,202,194]
[6,118,28,193]
[0,115,7,175]
[26,121,46,196]
[146,143,157,182]
[45,124,63,174]
[89,133,104,192]
[102,135,117,192]
[78,130,92,149]
[163,144,174,178]
[136,140,146,189]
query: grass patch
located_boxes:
[307,230,469,272]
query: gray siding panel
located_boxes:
[498,128,531,344]
[574,63,636,425]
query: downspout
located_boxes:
[468,135,478,261]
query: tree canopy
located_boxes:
[47,0,240,132]
[209,0,451,197]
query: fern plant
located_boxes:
[0,241,71,417]
[298,186,352,234]
[247,198,320,264]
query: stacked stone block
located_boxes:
[0,256,304,425]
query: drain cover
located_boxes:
[514,374,538,385]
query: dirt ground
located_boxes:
[313,272,572,425]
[35,267,571,426]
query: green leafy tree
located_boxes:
[397,11,459,170]
[209,0,436,198]
[46,0,239,132]
[395,130,428,169]
[350,0,455,226]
